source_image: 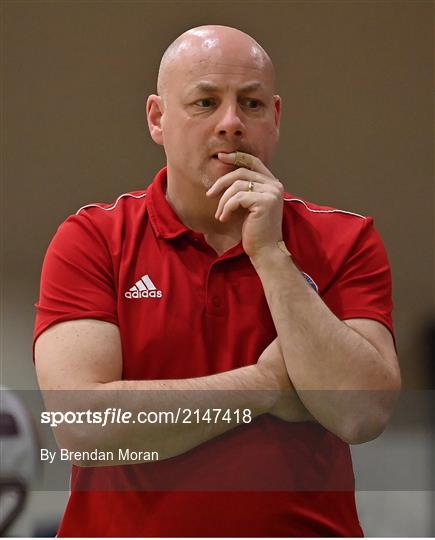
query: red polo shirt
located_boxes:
[34,167,394,537]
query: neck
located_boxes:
[165,167,245,253]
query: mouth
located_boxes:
[210,150,240,160]
[210,154,237,168]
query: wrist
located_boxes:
[250,241,292,271]
[248,364,279,412]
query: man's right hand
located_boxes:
[257,338,314,423]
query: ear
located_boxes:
[273,95,282,140]
[146,94,165,145]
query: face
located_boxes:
[148,35,281,190]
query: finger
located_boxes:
[215,180,273,219]
[217,151,273,177]
[218,191,258,222]
[206,168,269,198]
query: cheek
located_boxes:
[264,118,279,143]
[162,126,186,153]
[256,123,278,164]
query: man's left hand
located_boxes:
[206,151,284,258]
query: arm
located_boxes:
[250,248,401,444]
[208,151,401,444]
[35,319,311,465]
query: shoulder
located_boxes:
[74,189,149,223]
[61,188,150,234]
[46,188,150,258]
[282,192,371,241]
[283,193,368,223]
[281,193,384,272]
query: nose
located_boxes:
[214,101,245,137]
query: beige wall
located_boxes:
[3,0,433,390]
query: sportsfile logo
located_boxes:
[125,275,163,299]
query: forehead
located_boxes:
[169,39,274,92]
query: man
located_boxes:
[34,25,400,536]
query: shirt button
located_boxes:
[212,296,221,308]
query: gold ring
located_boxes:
[247,181,254,192]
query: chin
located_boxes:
[197,165,218,190]
[199,173,216,191]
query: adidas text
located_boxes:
[125,290,163,299]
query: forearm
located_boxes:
[37,319,313,465]
[47,361,307,465]
[251,247,398,443]
[47,364,269,464]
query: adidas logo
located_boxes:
[124,275,163,299]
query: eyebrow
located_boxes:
[188,81,264,94]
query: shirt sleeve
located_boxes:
[33,213,118,348]
[322,217,395,339]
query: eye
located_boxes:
[195,98,216,108]
[242,98,262,109]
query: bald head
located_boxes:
[157,25,275,99]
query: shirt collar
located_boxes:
[146,167,245,258]
[147,167,191,240]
